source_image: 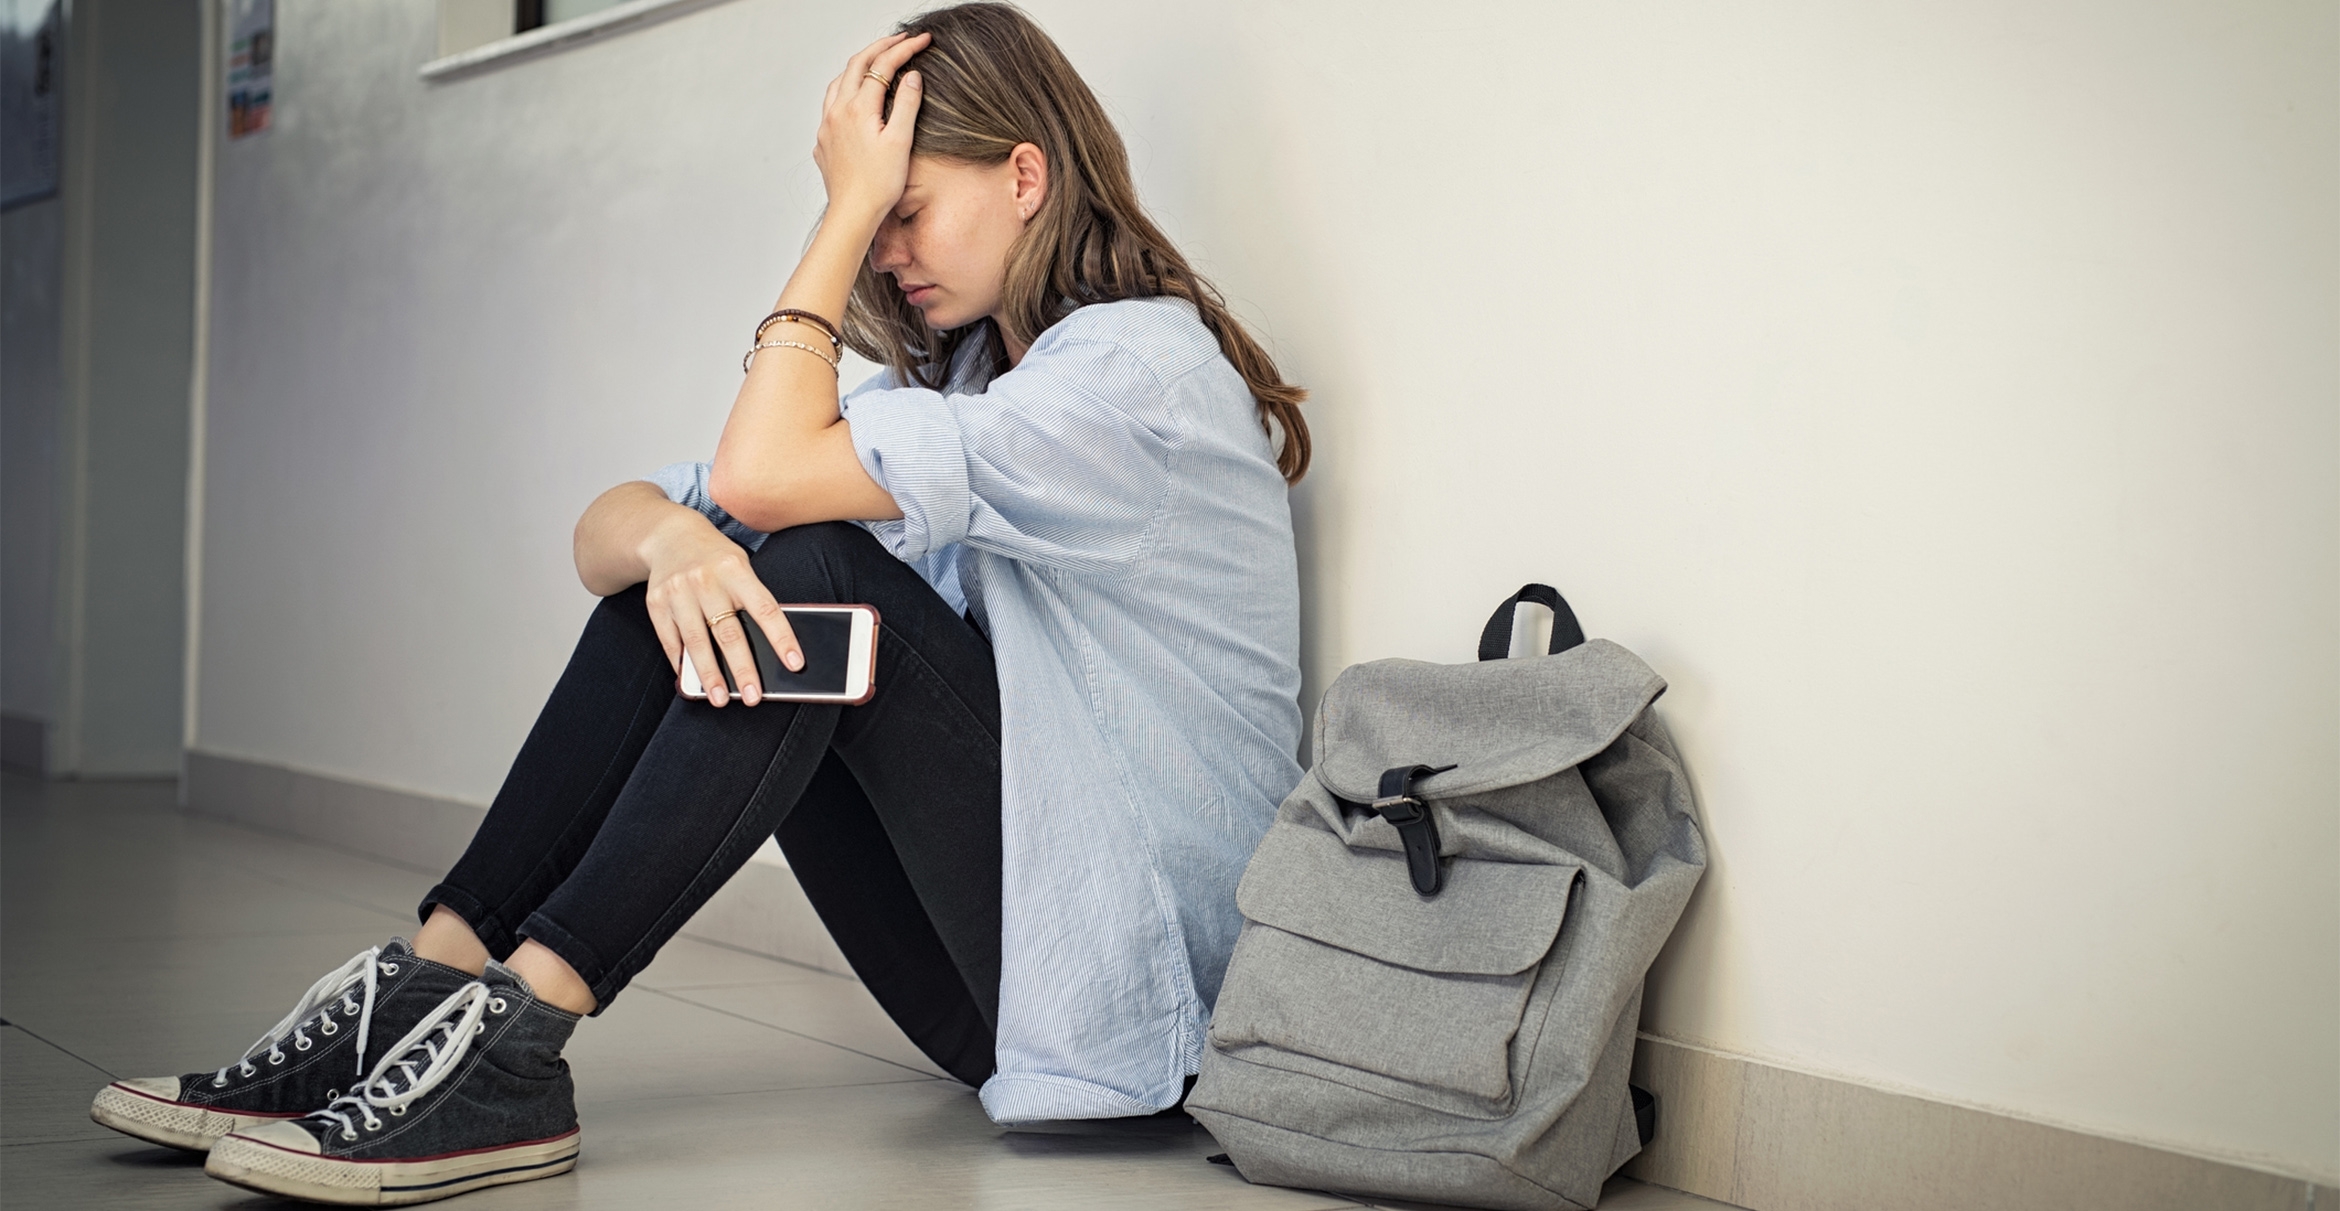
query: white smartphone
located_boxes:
[679,604,879,706]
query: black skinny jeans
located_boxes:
[421,522,1003,1087]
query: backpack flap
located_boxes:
[1312,638,1666,809]
[1218,822,1584,1101]
[1236,823,1579,975]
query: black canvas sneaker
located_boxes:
[90,940,476,1152]
[204,962,581,1206]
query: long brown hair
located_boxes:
[842,2,1312,482]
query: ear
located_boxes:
[1009,142,1048,222]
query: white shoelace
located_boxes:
[310,983,499,1142]
[214,946,394,1086]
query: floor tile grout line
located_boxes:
[2,1021,120,1081]
[178,818,455,922]
[637,977,844,992]
[648,930,856,982]
[575,1073,947,1111]
[6,797,428,922]
[0,924,432,953]
[632,984,949,1081]
[0,1135,171,1151]
[176,807,449,880]
[201,854,420,926]
[177,809,862,985]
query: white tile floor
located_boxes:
[0,774,1738,1210]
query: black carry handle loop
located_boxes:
[1477,583,1586,661]
[1365,764,1458,896]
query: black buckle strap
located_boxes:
[1363,764,1457,896]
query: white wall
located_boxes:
[192,0,2337,1181]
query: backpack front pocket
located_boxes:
[1209,822,1581,1103]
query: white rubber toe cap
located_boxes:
[115,1075,182,1099]
[228,1119,325,1155]
[92,1076,247,1152]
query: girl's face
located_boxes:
[868,149,1046,337]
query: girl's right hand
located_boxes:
[640,513,800,708]
[812,31,931,223]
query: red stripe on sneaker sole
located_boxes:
[207,1127,582,1206]
[382,1150,581,1192]
[232,1126,582,1165]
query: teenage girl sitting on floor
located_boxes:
[90,4,1311,1203]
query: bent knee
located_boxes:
[748,522,881,599]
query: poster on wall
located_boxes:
[226,0,273,139]
[1,0,62,208]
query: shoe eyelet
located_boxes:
[211,1076,228,1088]
[341,1129,358,1141]
[326,1089,340,1101]
[379,962,400,975]
[471,1022,484,1036]
[388,1104,407,1117]
[365,1119,382,1132]
[239,1064,256,1077]
[320,1020,338,1035]
[268,1053,285,1066]
[488,997,507,1014]
[295,1037,313,1051]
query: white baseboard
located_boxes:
[1625,1034,2334,1211]
[180,750,849,974]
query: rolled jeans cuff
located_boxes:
[515,910,617,1014]
[416,883,515,959]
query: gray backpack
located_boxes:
[1188,585,1708,1211]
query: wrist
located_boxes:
[818,196,889,241]
[637,502,709,572]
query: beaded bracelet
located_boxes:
[742,338,841,374]
[753,308,842,351]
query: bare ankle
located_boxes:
[506,941,598,1016]
[412,905,490,976]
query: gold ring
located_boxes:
[706,610,738,627]
[864,70,891,87]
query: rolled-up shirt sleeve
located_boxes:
[842,337,1176,576]
[843,389,975,560]
[645,460,770,552]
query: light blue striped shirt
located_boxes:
[652,297,1304,1121]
